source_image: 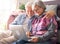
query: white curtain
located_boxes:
[0,0,17,31]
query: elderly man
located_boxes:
[0,2,36,44]
[0,2,35,44]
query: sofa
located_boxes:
[6,4,60,44]
[57,5,60,44]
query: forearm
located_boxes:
[10,15,23,25]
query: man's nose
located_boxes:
[29,12,31,14]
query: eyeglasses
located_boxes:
[33,7,41,12]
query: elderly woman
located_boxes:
[29,0,57,44]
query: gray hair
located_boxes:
[25,2,33,9]
[32,0,46,10]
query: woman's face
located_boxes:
[33,5,44,16]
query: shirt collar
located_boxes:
[37,12,45,19]
[30,15,36,19]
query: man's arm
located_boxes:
[45,10,55,19]
[45,5,57,20]
[10,13,26,25]
[10,14,23,25]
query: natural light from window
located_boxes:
[0,0,17,32]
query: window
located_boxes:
[0,0,17,31]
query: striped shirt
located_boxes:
[31,14,57,35]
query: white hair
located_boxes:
[25,2,33,9]
[32,0,46,10]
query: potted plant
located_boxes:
[19,4,25,10]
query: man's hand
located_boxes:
[29,36,39,43]
[26,31,31,38]
[45,10,55,19]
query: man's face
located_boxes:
[33,5,44,16]
[26,6,34,17]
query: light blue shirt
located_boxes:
[11,13,36,31]
[11,14,27,25]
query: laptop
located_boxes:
[9,25,28,41]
